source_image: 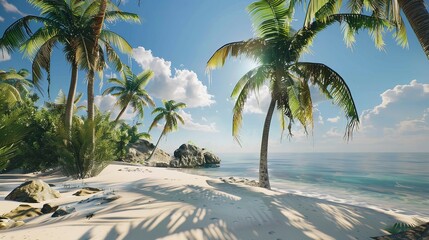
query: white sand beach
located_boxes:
[0,163,426,240]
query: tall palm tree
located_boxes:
[302,0,429,59]
[102,66,155,122]
[207,0,387,189]
[0,0,138,133]
[147,100,186,161]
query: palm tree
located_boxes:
[102,66,155,122]
[0,68,33,104]
[302,0,429,59]
[207,0,387,189]
[0,0,138,133]
[147,100,186,161]
[45,89,85,117]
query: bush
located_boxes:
[57,113,117,179]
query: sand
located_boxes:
[0,163,426,240]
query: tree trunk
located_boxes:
[115,106,127,122]
[259,98,276,189]
[87,0,107,146]
[398,0,429,60]
[146,127,165,162]
[64,61,78,134]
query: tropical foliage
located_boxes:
[0,0,139,133]
[0,68,33,107]
[300,0,429,59]
[207,0,388,189]
[148,100,186,161]
[103,66,155,122]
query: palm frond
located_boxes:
[293,62,359,139]
[105,11,140,23]
[100,30,133,54]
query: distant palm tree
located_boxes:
[103,66,155,122]
[0,68,33,104]
[147,100,186,161]
[0,0,138,133]
[207,0,386,189]
[45,89,85,117]
[301,0,429,59]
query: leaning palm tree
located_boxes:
[301,0,429,59]
[207,0,388,189]
[102,66,155,122]
[0,68,33,104]
[147,100,186,161]
[0,0,138,133]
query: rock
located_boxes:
[73,187,102,196]
[0,217,24,230]
[172,144,221,168]
[5,179,61,203]
[51,206,75,217]
[124,140,171,166]
[3,204,43,220]
[78,191,120,205]
[41,203,58,214]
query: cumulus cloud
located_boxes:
[179,110,218,132]
[324,127,343,137]
[327,116,340,123]
[0,0,25,16]
[0,49,11,62]
[94,94,138,121]
[132,47,215,108]
[357,80,429,149]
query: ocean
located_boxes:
[179,152,429,217]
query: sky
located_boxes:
[0,0,428,154]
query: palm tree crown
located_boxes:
[103,65,155,122]
[0,68,33,105]
[207,0,387,189]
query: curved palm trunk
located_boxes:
[115,105,127,122]
[398,0,429,60]
[65,61,78,134]
[146,127,165,162]
[259,98,276,189]
[87,0,107,146]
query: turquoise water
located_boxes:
[179,152,429,217]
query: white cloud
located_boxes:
[132,47,215,108]
[179,110,218,132]
[324,127,343,137]
[327,116,340,123]
[0,16,4,22]
[94,94,138,121]
[0,0,25,16]
[243,85,271,114]
[0,49,11,62]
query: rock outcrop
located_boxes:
[124,140,172,167]
[3,204,43,220]
[5,180,60,203]
[51,206,76,218]
[0,217,24,230]
[171,144,221,168]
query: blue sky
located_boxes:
[1,0,428,154]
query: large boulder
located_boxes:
[124,140,172,167]
[5,180,60,203]
[171,144,221,168]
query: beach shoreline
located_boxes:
[0,163,427,240]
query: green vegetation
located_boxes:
[207,0,388,189]
[103,65,155,122]
[148,100,186,161]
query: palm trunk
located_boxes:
[64,61,78,134]
[259,98,276,189]
[398,0,429,60]
[87,0,107,147]
[146,127,165,162]
[115,106,127,122]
